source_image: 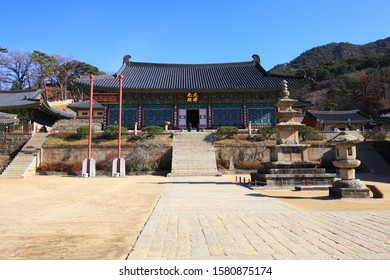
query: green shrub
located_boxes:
[257,125,275,140]
[214,126,239,140]
[126,163,140,173]
[299,125,318,141]
[103,125,128,138]
[217,126,239,134]
[142,125,164,134]
[76,125,93,139]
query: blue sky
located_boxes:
[1,0,389,72]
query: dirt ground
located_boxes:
[222,174,390,211]
[0,175,166,260]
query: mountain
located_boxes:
[270,37,390,77]
[269,37,390,115]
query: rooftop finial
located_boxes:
[123,55,131,65]
[281,80,290,98]
[252,54,260,64]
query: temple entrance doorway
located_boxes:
[187,109,199,128]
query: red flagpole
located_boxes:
[88,74,94,162]
[118,74,123,171]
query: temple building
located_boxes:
[0,89,75,132]
[302,109,372,131]
[67,100,105,119]
[0,112,19,132]
[75,55,310,129]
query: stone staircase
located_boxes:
[171,132,219,176]
[0,133,48,179]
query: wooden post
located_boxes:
[117,74,123,172]
[87,74,94,171]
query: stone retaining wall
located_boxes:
[42,144,172,170]
[0,133,31,156]
[214,143,335,170]
[41,142,336,173]
[52,118,103,132]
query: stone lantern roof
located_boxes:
[328,132,363,144]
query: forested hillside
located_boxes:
[270,37,390,115]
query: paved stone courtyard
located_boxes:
[0,174,389,260]
[129,176,390,260]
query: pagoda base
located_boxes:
[250,161,335,189]
[329,179,370,198]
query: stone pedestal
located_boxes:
[330,179,370,198]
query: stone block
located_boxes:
[339,168,355,180]
[329,186,370,198]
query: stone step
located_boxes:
[257,168,328,174]
[172,166,218,170]
[171,132,217,177]
[171,171,219,176]
[172,162,216,167]
[173,155,216,159]
[172,158,216,163]
[1,133,47,179]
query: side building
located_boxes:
[74,55,310,129]
[0,89,75,133]
[302,109,372,131]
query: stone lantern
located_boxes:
[328,132,369,198]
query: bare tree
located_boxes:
[0,50,35,89]
[52,55,72,100]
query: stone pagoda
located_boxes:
[328,132,369,198]
[251,80,335,189]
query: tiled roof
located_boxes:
[0,89,41,108]
[0,112,19,126]
[306,110,371,123]
[293,100,314,108]
[68,100,105,110]
[0,89,75,125]
[376,108,390,121]
[75,55,310,92]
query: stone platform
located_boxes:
[251,161,335,189]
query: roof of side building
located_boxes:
[305,109,372,123]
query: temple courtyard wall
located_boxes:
[40,143,335,172]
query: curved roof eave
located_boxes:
[74,55,310,92]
